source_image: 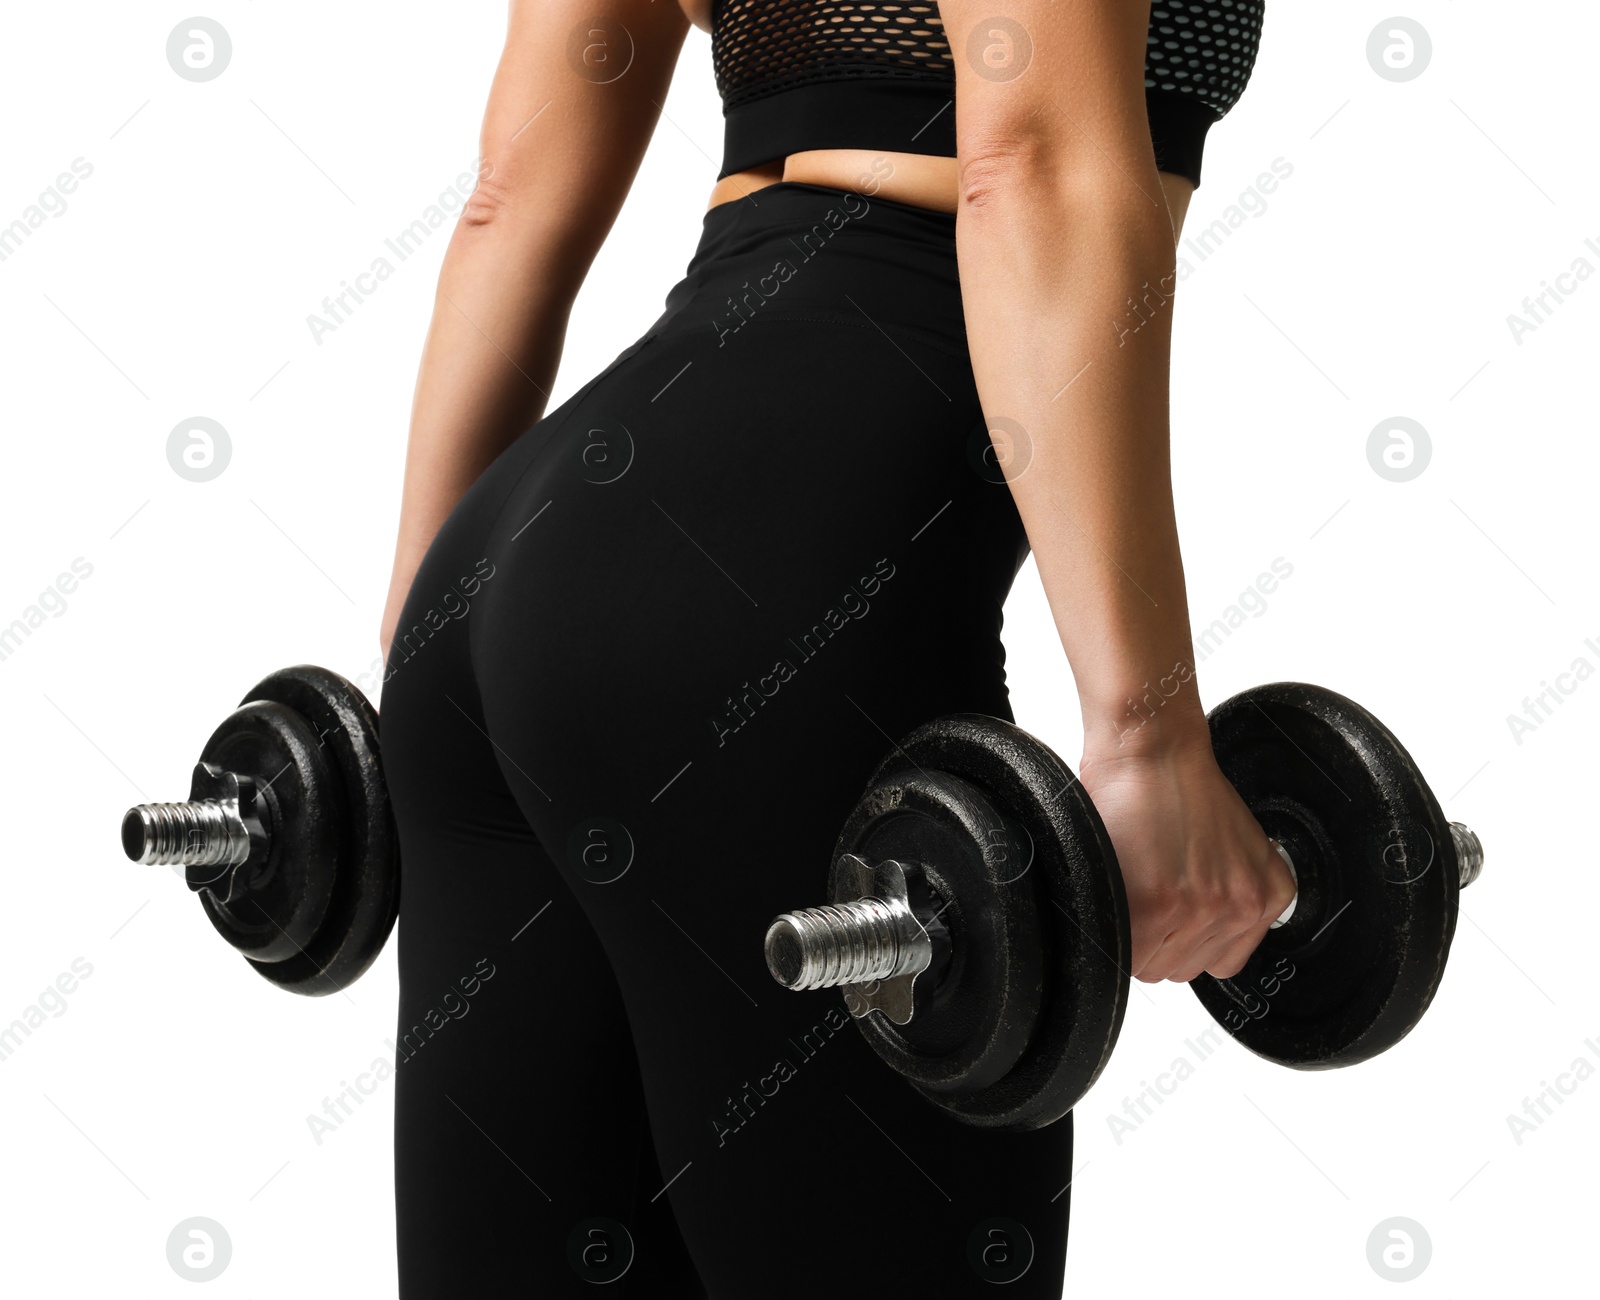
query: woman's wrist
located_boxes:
[1078,656,1211,763]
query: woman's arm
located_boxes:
[939,0,1295,982]
[944,0,1198,752]
[380,0,690,655]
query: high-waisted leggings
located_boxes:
[378,180,1071,1297]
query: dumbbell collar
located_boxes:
[831,854,931,1025]
[184,763,272,903]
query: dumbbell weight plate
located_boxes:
[235,665,400,995]
[1191,682,1459,1068]
[833,768,1045,1095]
[836,714,1131,1131]
[189,702,340,964]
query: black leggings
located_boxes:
[379,180,1071,1297]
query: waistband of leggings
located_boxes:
[646,181,967,349]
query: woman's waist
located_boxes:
[708,150,960,217]
[647,181,967,350]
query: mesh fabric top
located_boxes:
[713,0,954,105]
[711,0,1266,187]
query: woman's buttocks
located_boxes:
[464,190,1022,763]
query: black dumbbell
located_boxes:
[764,713,1132,1132]
[763,682,1484,1129]
[120,665,399,996]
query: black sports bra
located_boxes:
[712,1,1265,188]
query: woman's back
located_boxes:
[702,0,1264,212]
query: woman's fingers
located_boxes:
[1127,887,1182,980]
[1126,848,1289,982]
[1082,745,1302,988]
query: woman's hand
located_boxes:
[1078,729,1297,983]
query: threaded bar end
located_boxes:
[122,800,250,867]
[765,897,916,990]
[1450,822,1484,888]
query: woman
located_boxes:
[376,1,1290,1293]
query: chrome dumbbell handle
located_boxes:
[1267,820,1483,930]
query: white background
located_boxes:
[1,2,1593,1295]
